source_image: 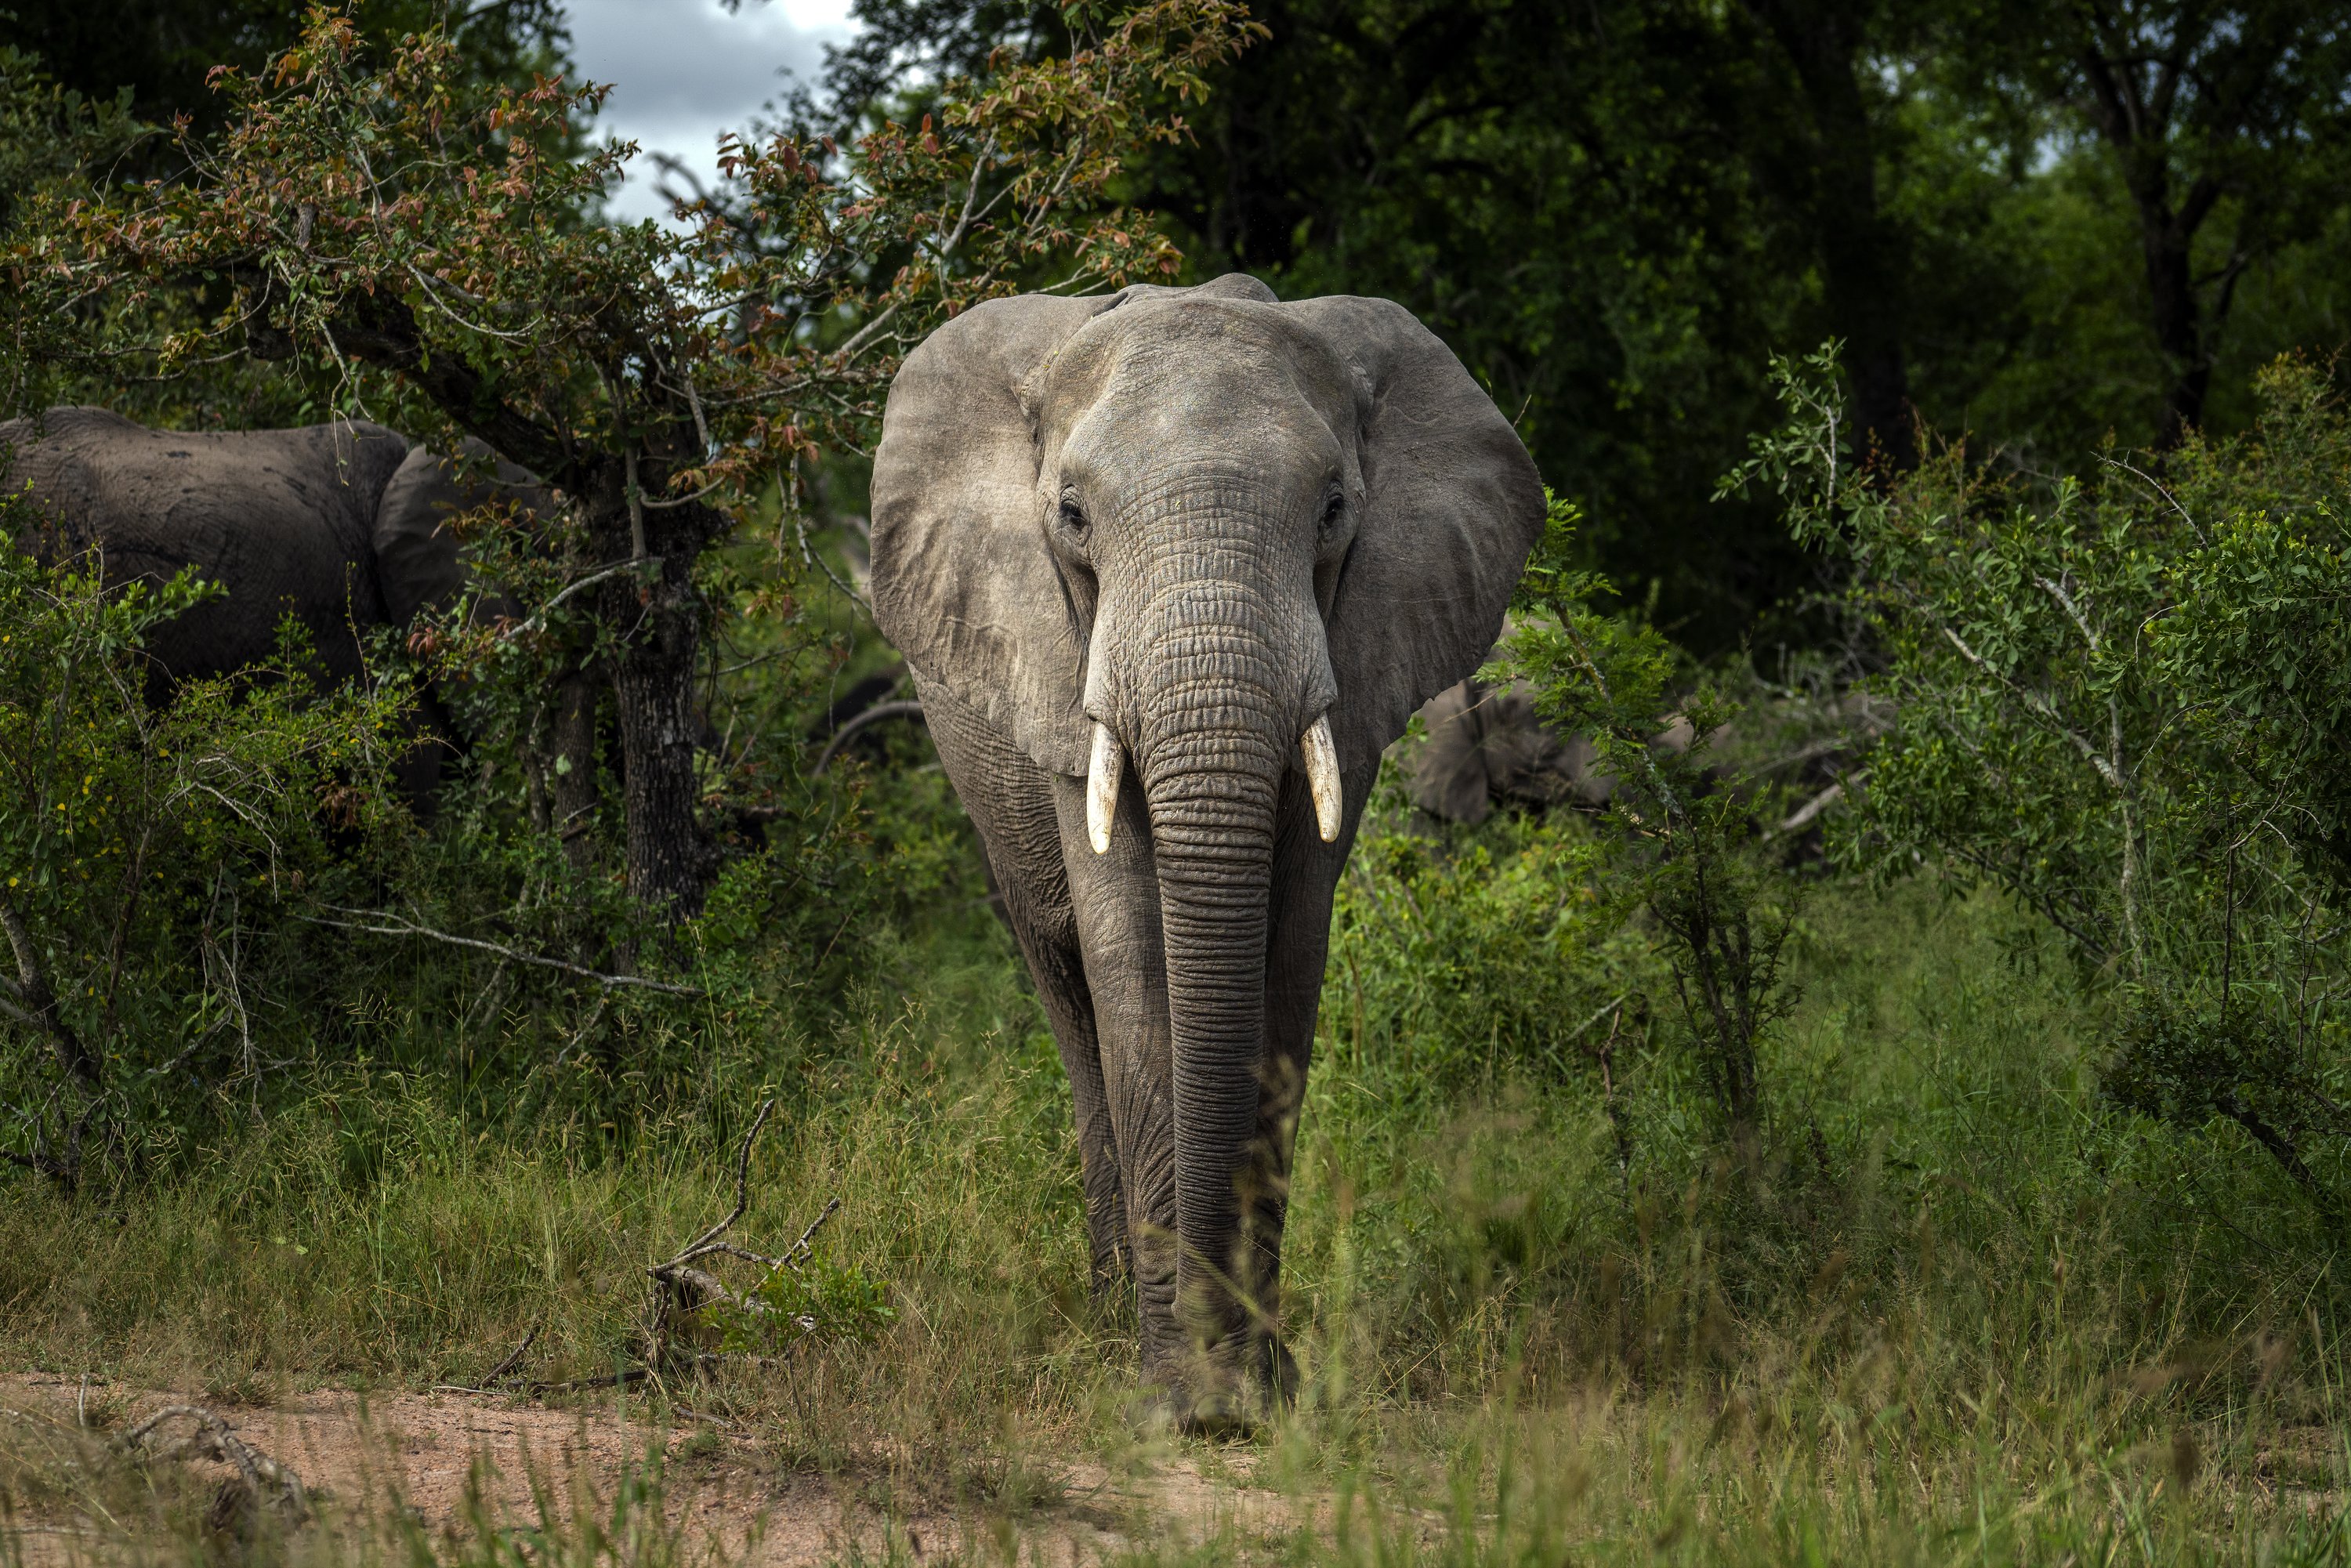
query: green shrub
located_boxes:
[1736,347,2351,1211]
[1487,494,1805,1137]
[1326,764,1654,1100]
[0,506,409,1181]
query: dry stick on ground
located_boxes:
[455,1103,842,1401]
[648,1099,842,1365]
[430,1324,543,1396]
[117,1406,311,1526]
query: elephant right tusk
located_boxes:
[1301,713,1342,843]
[1087,721,1123,855]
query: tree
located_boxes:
[1958,1,2351,444]
[16,0,1253,925]
[811,0,1918,644]
[0,0,568,153]
[1737,0,1917,471]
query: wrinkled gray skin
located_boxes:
[0,407,536,793]
[1410,678,1611,823]
[870,275,1545,1425]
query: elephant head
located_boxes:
[374,436,545,630]
[871,275,1543,1396]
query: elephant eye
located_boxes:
[1320,491,1346,536]
[1059,496,1089,534]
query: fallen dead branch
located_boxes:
[443,1100,845,1400]
[647,1099,842,1356]
[117,1405,311,1529]
[431,1324,542,1396]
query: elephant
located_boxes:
[1408,676,1611,823]
[869,273,1545,1424]
[0,407,538,685]
[1407,673,1893,831]
[0,407,560,804]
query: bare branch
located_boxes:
[812,700,926,775]
[655,1097,778,1273]
[307,907,702,994]
[118,1406,310,1523]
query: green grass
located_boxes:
[5,857,2350,1563]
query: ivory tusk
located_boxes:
[1087,722,1122,855]
[1301,714,1342,843]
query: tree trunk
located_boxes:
[2070,40,2231,447]
[549,667,602,872]
[586,463,714,919]
[1744,0,1915,472]
[328,290,718,918]
[2110,151,2224,447]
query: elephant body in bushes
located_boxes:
[0,407,553,802]
[0,407,533,683]
[871,274,1545,1423]
[1409,677,1612,822]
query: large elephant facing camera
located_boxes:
[871,274,1545,1424]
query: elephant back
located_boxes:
[0,407,411,686]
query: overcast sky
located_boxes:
[565,0,860,224]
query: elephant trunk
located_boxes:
[1111,555,1335,1398]
[1145,670,1284,1367]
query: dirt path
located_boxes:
[0,1376,1305,1566]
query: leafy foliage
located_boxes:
[1489,495,1800,1135]
[0,493,408,1181]
[8,0,1255,918]
[1326,765,1654,1100]
[1744,346,2351,1206]
[724,1251,899,1354]
[0,46,139,418]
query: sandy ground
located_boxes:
[0,1374,1306,1566]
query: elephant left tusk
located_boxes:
[1301,714,1342,843]
[1087,721,1123,855]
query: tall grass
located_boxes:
[4,821,2349,1562]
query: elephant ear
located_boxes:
[375,439,540,625]
[870,292,1124,778]
[1288,295,1547,775]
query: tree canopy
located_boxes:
[811,0,2351,650]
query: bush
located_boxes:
[1326,762,1654,1100]
[1487,494,1806,1138]
[0,505,409,1182]
[1736,348,2351,1211]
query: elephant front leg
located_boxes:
[915,678,1133,1298]
[1240,758,1382,1406]
[1049,770,1189,1392]
[1020,908,1132,1296]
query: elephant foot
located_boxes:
[1123,1385,1184,1436]
[1127,1380,1252,1438]
[1134,1334,1297,1438]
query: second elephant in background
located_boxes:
[0,407,575,808]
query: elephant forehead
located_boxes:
[1047,299,1362,439]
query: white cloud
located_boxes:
[565,0,859,225]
